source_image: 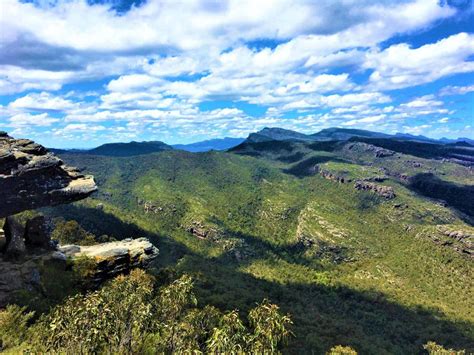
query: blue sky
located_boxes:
[0,0,473,148]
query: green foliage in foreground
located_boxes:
[1,270,292,354]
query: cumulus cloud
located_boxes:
[366,33,474,90]
[9,92,78,112]
[8,112,60,127]
[439,85,474,96]
[0,0,471,144]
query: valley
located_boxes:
[37,129,474,353]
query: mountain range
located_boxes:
[49,127,473,157]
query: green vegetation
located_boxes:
[23,139,474,353]
[1,270,292,354]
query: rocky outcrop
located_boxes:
[0,132,97,219]
[422,227,474,259]
[186,221,220,241]
[343,142,395,158]
[318,168,351,183]
[0,238,159,307]
[59,238,159,284]
[3,216,26,259]
[24,216,55,249]
[354,180,395,199]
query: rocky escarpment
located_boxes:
[60,238,159,284]
[420,226,473,259]
[343,142,396,158]
[0,238,159,307]
[0,131,97,218]
[0,133,158,306]
[354,181,395,199]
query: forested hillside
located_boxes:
[34,137,474,353]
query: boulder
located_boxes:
[3,216,26,259]
[24,215,54,249]
[0,237,159,307]
[354,180,395,199]
[0,133,97,218]
[59,238,159,284]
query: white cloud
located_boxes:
[8,112,60,127]
[401,95,443,109]
[2,0,454,53]
[9,92,77,111]
[439,85,474,96]
[107,74,163,93]
[0,0,470,144]
[343,114,387,126]
[366,32,474,90]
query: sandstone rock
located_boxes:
[0,237,159,307]
[0,133,97,218]
[24,216,55,249]
[344,142,395,158]
[3,216,26,259]
[187,221,220,240]
[59,237,159,283]
[354,180,395,199]
[318,168,350,183]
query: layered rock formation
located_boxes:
[59,238,159,284]
[0,133,159,306]
[343,142,395,158]
[0,238,159,306]
[354,180,396,199]
[0,131,97,218]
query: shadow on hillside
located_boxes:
[408,173,474,225]
[277,152,306,163]
[351,137,474,164]
[43,204,164,241]
[187,254,474,354]
[284,156,347,178]
[40,205,474,354]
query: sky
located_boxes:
[0,0,473,148]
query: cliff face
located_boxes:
[0,133,158,307]
[0,131,97,218]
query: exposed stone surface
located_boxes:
[421,227,474,259]
[0,132,97,219]
[354,180,395,199]
[318,168,351,184]
[186,221,220,240]
[3,216,26,259]
[343,142,395,158]
[24,215,55,249]
[0,238,159,307]
[59,237,159,283]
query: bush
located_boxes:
[51,219,96,245]
[423,341,465,354]
[24,270,292,354]
[32,269,155,353]
[327,345,358,354]
[0,305,34,350]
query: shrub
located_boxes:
[33,269,155,353]
[51,219,96,245]
[0,305,34,350]
[327,345,358,354]
[423,341,465,354]
[247,299,293,353]
[17,270,292,354]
